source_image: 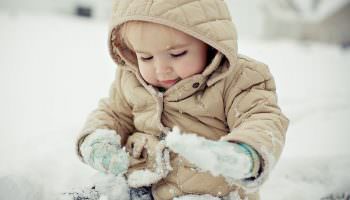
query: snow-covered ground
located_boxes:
[0,11,349,200]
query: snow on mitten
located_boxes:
[80,129,129,176]
[126,133,172,188]
[165,127,256,180]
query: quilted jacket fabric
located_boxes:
[76,0,289,199]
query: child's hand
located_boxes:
[125,132,173,187]
[165,128,256,180]
[80,129,129,176]
[126,132,168,168]
[125,132,148,159]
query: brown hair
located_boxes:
[118,21,148,51]
[111,21,217,66]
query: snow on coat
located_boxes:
[76,0,289,199]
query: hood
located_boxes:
[108,0,238,76]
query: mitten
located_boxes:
[80,129,129,176]
[165,128,259,180]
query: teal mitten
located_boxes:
[80,129,129,176]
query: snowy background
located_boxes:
[0,1,350,199]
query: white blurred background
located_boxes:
[0,0,350,199]
[1,0,349,43]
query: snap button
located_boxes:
[192,82,200,88]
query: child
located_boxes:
[76,0,289,200]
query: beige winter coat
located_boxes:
[76,0,289,199]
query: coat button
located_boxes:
[192,82,200,88]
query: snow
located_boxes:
[60,174,130,200]
[0,10,350,200]
[173,194,221,200]
[165,127,253,180]
[93,175,129,200]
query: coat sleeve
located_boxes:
[76,68,135,161]
[221,57,289,190]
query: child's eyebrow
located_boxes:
[135,44,189,54]
[166,44,189,50]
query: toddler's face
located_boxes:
[126,22,208,89]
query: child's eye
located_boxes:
[171,51,187,58]
[140,56,153,61]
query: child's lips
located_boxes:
[159,79,178,85]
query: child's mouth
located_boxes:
[159,79,178,85]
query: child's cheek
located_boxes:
[176,59,204,79]
[139,65,158,85]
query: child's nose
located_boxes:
[155,59,172,74]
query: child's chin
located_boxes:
[161,84,174,89]
[159,82,177,89]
